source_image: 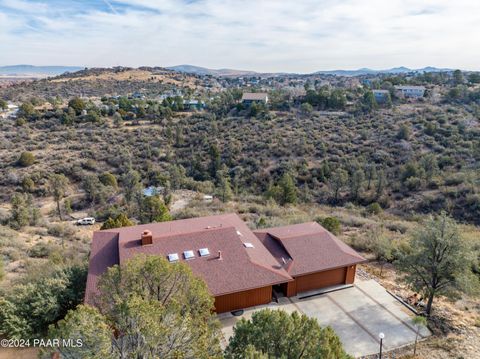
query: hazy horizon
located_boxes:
[1,0,479,72]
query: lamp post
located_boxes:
[379,332,385,359]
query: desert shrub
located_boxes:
[28,242,56,258]
[99,172,118,188]
[366,202,382,215]
[101,213,133,230]
[21,176,35,192]
[47,223,76,239]
[404,176,422,191]
[317,216,341,235]
[0,262,87,339]
[225,309,352,359]
[8,193,41,229]
[18,152,35,167]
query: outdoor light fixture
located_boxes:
[379,332,385,359]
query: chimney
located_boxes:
[141,230,153,246]
[217,250,223,260]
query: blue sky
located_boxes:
[0,0,479,72]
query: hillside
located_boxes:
[0,67,222,101]
[0,68,479,359]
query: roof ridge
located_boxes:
[150,225,236,240]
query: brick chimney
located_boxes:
[141,230,153,246]
[217,250,223,260]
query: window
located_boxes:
[167,253,179,262]
[184,250,195,260]
[243,242,254,248]
[199,248,210,257]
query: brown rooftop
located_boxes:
[85,213,291,304]
[254,222,366,277]
[85,215,365,307]
[241,92,268,101]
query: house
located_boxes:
[203,194,213,202]
[372,89,390,103]
[183,99,205,110]
[394,85,426,98]
[85,214,365,313]
[142,186,164,197]
[0,103,19,119]
[241,92,269,105]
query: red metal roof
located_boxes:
[85,213,292,304]
[254,222,366,277]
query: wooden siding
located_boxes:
[295,267,347,293]
[214,286,272,313]
[345,265,356,284]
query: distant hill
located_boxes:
[167,64,258,77]
[314,66,453,76]
[0,65,83,77]
[168,64,455,77]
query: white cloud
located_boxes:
[0,0,479,71]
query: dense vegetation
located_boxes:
[225,309,352,359]
[0,67,479,358]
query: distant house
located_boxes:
[241,92,269,105]
[394,85,425,98]
[142,186,164,197]
[183,99,205,110]
[131,92,146,100]
[372,89,390,103]
[203,194,213,202]
[0,103,19,119]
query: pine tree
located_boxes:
[279,173,297,205]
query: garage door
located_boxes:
[295,267,347,293]
[214,286,272,313]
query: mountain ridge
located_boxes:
[1,64,456,78]
[0,65,84,77]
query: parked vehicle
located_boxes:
[77,217,95,225]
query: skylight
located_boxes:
[243,242,254,248]
[184,250,195,260]
[167,253,179,262]
[236,230,243,236]
[199,248,210,257]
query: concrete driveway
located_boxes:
[218,279,431,358]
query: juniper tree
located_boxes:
[396,213,475,315]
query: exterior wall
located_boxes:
[214,286,272,313]
[345,264,357,284]
[283,281,297,297]
[242,99,267,105]
[295,267,348,294]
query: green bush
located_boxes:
[100,213,133,230]
[18,152,35,167]
[99,172,118,188]
[0,263,87,339]
[317,216,341,235]
[28,242,55,258]
[366,202,382,215]
[225,309,352,359]
[47,223,76,239]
